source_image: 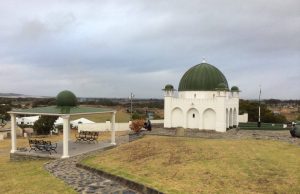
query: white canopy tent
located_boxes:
[54,117,95,127]
[71,118,95,127]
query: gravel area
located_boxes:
[146,128,300,146]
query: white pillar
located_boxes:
[10,114,17,153]
[111,112,116,145]
[61,115,70,158]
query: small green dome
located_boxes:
[178,63,228,91]
[216,83,229,91]
[231,86,239,92]
[56,90,78,107]
[163,84,174,91]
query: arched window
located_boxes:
[192,113,195,118]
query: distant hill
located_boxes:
[0,93,24,97]
[0,93,49,98]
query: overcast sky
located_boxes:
[0,0,299,99]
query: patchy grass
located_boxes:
[0,138,76,194]
[0,130,129,194]
[83,136,300,194]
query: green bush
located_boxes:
[132,112,146,120]
[239,100,287,123]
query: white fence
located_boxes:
[150,119,164,124]
[78,121,132,132]
[78,119,165,132]
[238,113,248,123]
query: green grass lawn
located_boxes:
[0,138,76,194]
[239,122,285,130]
[0,131,130,194]
[83,136,300,194]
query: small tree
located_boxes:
[33,116,58,135]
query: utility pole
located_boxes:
[129,92,134,120]
[258,85,261,127]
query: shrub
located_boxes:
[132,112,146,120]
[130,119,145,133]
[33,116,58,135]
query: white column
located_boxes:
[62,115,70,158]
[10,114,17,153]
[163,96,172,128]
[111,112,116,145]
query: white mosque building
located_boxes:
[163,62,240,132]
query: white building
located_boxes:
[16,116,39,125]
[163,62,240,132]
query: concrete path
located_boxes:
[45,136,139,194]
[45,154,138,193]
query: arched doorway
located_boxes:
[233,108,237,127]
[187,108,199,129]
[203,108,216,130]
[171,108,184,127]
[229,108,233,128]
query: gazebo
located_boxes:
[8,90,117,158]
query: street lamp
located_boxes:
[258,85,262,127]
[129,92,134,120]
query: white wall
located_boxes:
[150,120,164,124]
[78,121,132,132]
[238,113,248,123]
[164,90,239,132]
[179,91,219,99]
[78,119,164,132]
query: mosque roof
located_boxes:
[178,63,229,91]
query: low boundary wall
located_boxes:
[78,120,165,132]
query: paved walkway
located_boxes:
[45,136,139,194]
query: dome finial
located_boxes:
[202,57,206,63]
[56,90,78,107]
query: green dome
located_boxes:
[231,86,239,92]
[163,84,174,91]
[56,90,78,107]
[178,63,228,91]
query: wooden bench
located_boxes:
[28,139,57,155]
[75,131,99,143]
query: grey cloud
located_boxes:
[0,0,299,99]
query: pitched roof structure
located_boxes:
[9,106,114,116]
